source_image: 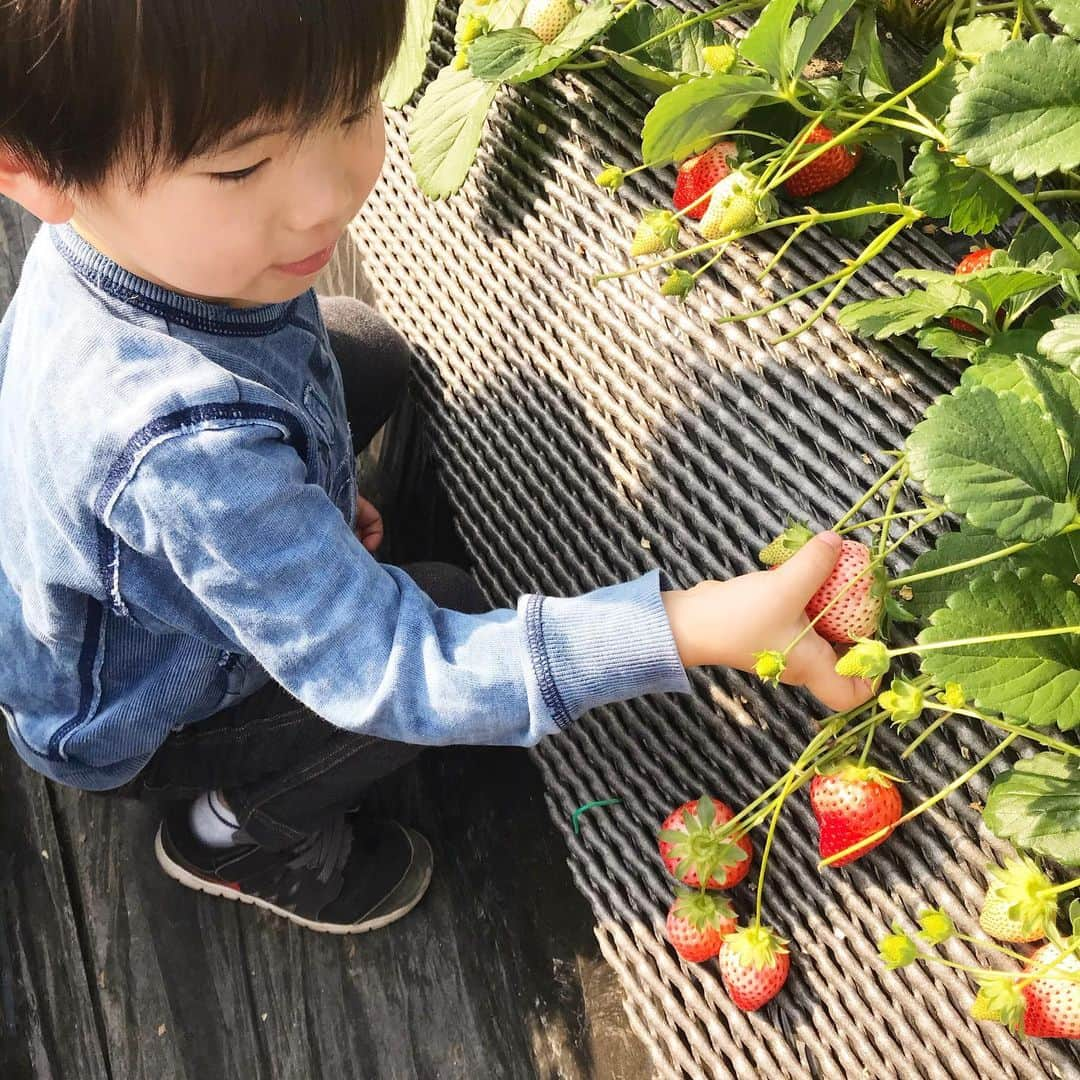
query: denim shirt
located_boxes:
[0,224,690,790]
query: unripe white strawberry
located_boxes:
[522,0,578,43]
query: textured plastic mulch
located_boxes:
[348,4,1080,1077]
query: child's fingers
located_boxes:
[785,632,876,712]
[772,531,843,607]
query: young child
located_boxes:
[0,0,873,934]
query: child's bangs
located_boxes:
[125,0,406,187]
[0,0,405,192]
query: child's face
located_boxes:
[69,101,387,308]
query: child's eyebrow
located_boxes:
[203,124,289,158]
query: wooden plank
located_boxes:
[48,746,649,1079]
[0,745,110,1080]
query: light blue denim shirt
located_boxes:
[0,223,691,790]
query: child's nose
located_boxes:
[286,160,356,237]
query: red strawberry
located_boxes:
[949,247,996,334]
[665,889,738,962]
[810,762,902,867]
[672,141,737,220]
[1021,942,1080,1038]
[783,126,862,199]
[760,524,884,644]
[658,796,752,890]
[718,925,790,1010]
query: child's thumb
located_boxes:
[774,531,842,606]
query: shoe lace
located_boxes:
[285,812,352,885]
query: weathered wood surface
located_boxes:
[0,200,650,1080]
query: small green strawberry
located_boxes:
[878,922,917,969]
[878,678,925,727]
[660,269,695,298]
[758,520,814,566]
[979,856,1058,943]
[698,173,771,242]
[834,640,890,679]
[630,210,680,257]
[595,163,625,191]
[521,0,578,43]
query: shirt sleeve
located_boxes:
[103,420,691,746]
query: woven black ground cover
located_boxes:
[350,4,1080,1076]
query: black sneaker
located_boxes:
[155,802,432,934]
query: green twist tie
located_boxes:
[571,798,623,835]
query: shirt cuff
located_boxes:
[518,568,692,734]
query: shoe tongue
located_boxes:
[287,813,352,885]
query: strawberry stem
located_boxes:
[877,465,909,560]
[754,755,800,928]
[833,457,907,530]
[888,524,1080,588]
[899,709,954,760]
[836,508,939,537]
[857,717,877,768]
[819,733,1019,868]
[890,625,1080,658]
[981,170,1080,265]
[954,933,1034,965]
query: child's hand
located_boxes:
[662,531,876,712]
[353,495,384,553]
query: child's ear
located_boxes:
[0,148,75,224]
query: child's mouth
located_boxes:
[274,243,336,276]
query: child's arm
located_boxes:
[106,422,870,746]
[662,531,875,712]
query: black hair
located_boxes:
[0,0,407,191]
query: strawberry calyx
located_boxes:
[972,973,1027,1030]
[658,796,750,888]
[671,887,736,931]
[878,922,918,969]
[818,758,904,788]
[982,856,1058,941]
[877,678,925,727]
[725,924,789,969]
[758,520,814,566]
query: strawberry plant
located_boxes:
[383,0,1080,1043]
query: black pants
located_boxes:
[112,298,487,852]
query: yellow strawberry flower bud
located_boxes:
[835,639,890,679]
[753,650,786,683]
[460,14,489,43]
[452,49,470,71]
[878,923,917,970]
[917,908,954,944]
[941,682,967,709]
[703,44,737,74]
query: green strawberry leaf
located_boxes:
[1041,315,1080,368]
[915,325,982,359]
[898,267,1060,321]
[468,0,618,83]
[1008,220,1080,268]
[945,35,1080,180]
[837,289,963,339]
[841,1,893,99]
[918,569,1080,729]
[903,142,1016,237]
[954,14,1011,56]
[738,0,800,81]
[1050,0,1080,38]
[960,355,1042,403]
[793,0,858,78]
[914,46,966,122]
[798,150,900,240]
[901,525,1080,621]
[603,4,723,76]
[381,0,442,108]
[906,383,1077,542]
[408,65,499,199]
[596,48,687,90]
[1017,354,1080,493]
[971,328,1048,369]
[641,73,776,165]
[984,752,1080,864]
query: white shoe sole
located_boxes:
[154,825,433,935]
